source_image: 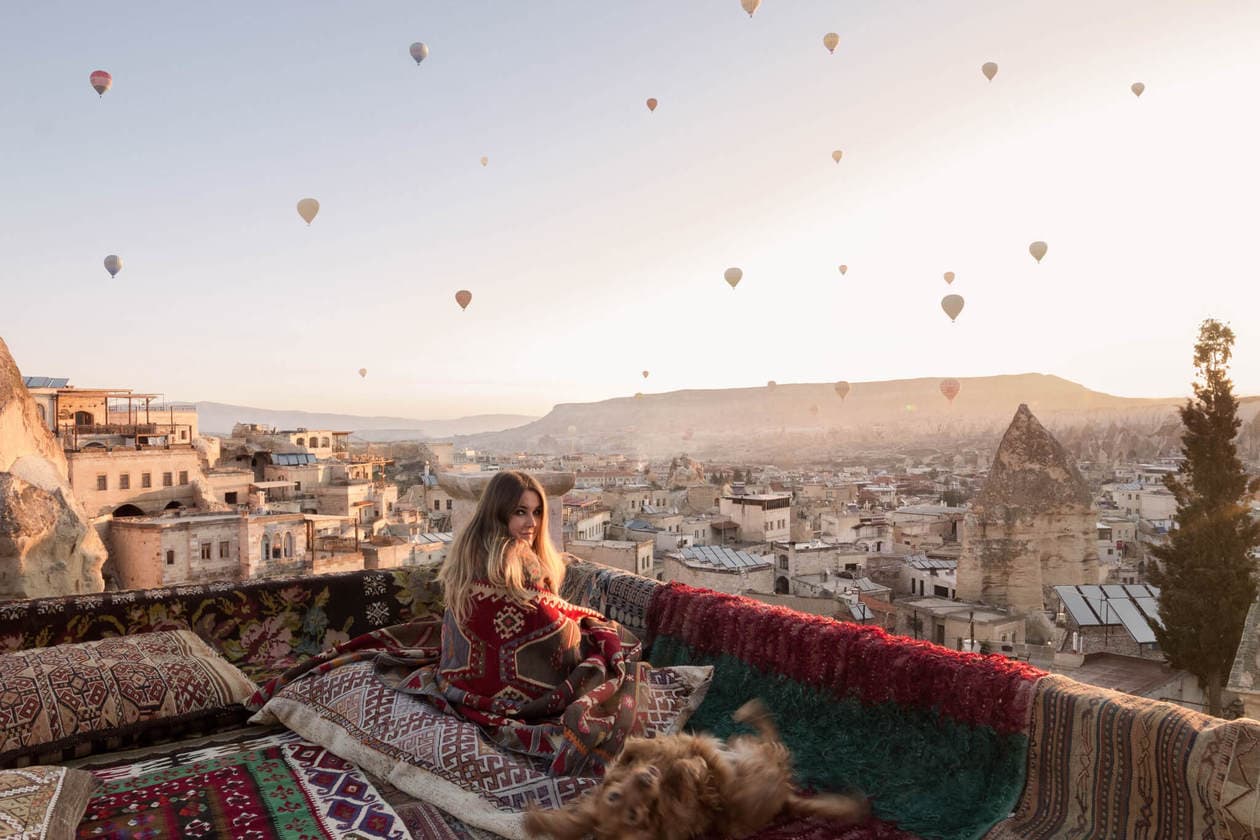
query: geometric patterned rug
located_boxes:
[75,730,410,839]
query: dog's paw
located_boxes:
[732,698,768,723]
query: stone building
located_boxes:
[662,545,773,595]
[567,539,653,577]
[957,404,1099,621]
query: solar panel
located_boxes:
[1102,585,1128,598]
[1123,584,1151,598]
[1109,598,1158,644]
[1056,586,1102,626]
[1079,585,1105,600]
[1135,597,1164,627]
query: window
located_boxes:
[778,556,789,570]
[162,472,173,487]
[179,430,187,440]
[179,471,189,486]
[96,474,107,491]
[166,550,175,565]
[296,438,305,447]
[119,473,130,490]
[272,539,282,559]
[445,499,452,510]
[219,541,230,558]
[434,500,441,511]
[261,535,270,559]
[283,533,293,558]
[321,438,330,448]
[200,542,211,560]
[142,472,152,488]
[295,481,301,491]
[225,491,238,504]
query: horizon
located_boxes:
[4,0,1259,416]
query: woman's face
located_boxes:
[507,489,543,543]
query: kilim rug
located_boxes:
[983,673,1258,840]
[75,730,410,839]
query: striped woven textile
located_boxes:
[645,583,1043,840]
[560,561,659,640]
[984,673,1260,839]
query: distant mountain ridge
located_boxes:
[194,402,536,440]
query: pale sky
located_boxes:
[2,0,1258,419]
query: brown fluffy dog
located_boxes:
[523,699,867,839]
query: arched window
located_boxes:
[261,535,270,560]
[283,532,294,558]
[74,411,94,426]
[296,437,305,447]
[321,437,330,448]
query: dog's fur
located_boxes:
[523,699,867,839]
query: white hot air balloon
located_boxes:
[103,254,123,278]
[409,42,429,65]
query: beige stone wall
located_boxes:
[206,469,252,505]
[109,524,166,590]
[661,555,773,595]
[241,515,309,578]
[110,516,244,590]
[957,509,1100,613]
[67,449,203,517]
[567,540,652,576]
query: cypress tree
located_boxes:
[1148,319,1260,716]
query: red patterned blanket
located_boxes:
[250,582,654,778]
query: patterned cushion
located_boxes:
[0,631,257,768]
[252,660,712,838]
[0,765,97,840]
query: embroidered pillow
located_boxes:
[0,765,97,839]
[0,630,257,768]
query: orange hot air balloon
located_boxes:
[834,381,850,400]
[940,378,961,403]
[838,264,848,275]
[455,290,472,310]
[646,97,658,112]
[981,62,998,81]
[944,271,955,284]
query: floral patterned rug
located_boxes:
[76,730,410,839]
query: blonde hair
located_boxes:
[440,470,566,624]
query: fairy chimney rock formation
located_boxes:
[957,404,1098,617]
[0,337,106,599]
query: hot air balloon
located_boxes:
[741,0,761,17]
[455,290,472,310]
[834,381,850,400]
[480,156,488,167]
[940,378,960,403]
[646,98,658,112]
[944,271,955,284]
[642,370,650,379]
[831,150,843,164]
[981,62,998,81]
[838,265,848,276]
[297,198,319,225]
[1131,82,1145,98]
[823,33,839,53]
[358,368,368,379]
[1029,241,1048,263]
[89,70,112,97]
[409,43,429,65]
[724,267,742,289]
[941,294,964,322]
[103,255,123,278]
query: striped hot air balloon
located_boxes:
[90,70,112,97]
